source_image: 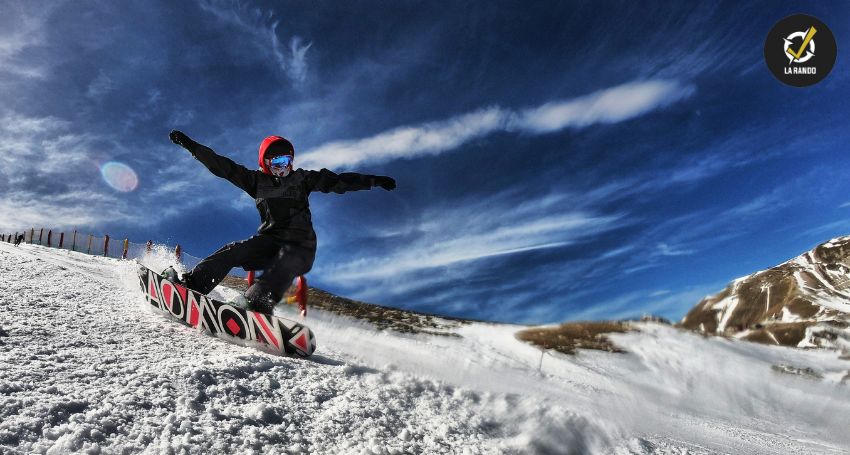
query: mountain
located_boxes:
[680,236,850,350]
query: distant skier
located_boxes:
[165,130,396,314]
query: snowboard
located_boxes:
[137,264,316,357]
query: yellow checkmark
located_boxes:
[787,26,817,60]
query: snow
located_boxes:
[1,243,850,454]
[716,294,740,333]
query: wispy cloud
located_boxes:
[276,35,312,85]
[655,242,695,257]
[568,284,721,322]
[198,0,313,87]
[0,189,126,231]
[302,107,507,169]
[0,111,124,230]
[0,2,59,80]
[300,80,694,169]
[510,80,695,133]
[0,110,222,232]
[802,219,850,240]
[315,188,629,300]
[86,70,115,99]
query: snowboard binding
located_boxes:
[161,266,194,290]
[245,272,308,318]
[284,275,309,318]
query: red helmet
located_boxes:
[258,136,294,174]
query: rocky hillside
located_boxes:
[680,236,850,350]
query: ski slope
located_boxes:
[1,243,849,454]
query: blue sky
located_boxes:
[1,1,848,323]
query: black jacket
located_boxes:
[188,142,376,249]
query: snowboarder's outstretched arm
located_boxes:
[306,168,396,194]
[169,130,258,197]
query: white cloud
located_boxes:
[299,79,694,169]
[511,80,694,133]
[302,106,507,169]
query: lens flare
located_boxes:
[100,161,139,192]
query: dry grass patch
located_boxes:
[516,321,633,355]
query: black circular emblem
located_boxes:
[764,14,837,87]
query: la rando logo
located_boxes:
[783,26,818,74]
[765,14,836,87]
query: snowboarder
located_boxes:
[166,130,396,314]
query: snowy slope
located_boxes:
[1,243,849,454]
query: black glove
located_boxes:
[169,130,195,149]
[373,176,396,191]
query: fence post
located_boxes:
[87,235,93,254]
[122,239,129,259]
[38,228,43,245]
[72,231,77,251]
[103,235,110,257]
[29,228,34,244]
[47,230,52,247]
[146,240,153,253]
[59,232,65,249]
[175,244,182,262]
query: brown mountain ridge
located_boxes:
[680,236,850,350]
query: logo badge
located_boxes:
[765,14,837,87]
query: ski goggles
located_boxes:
[267,154,293,169]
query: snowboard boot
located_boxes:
[161,266,181,283]
[243,284,279,315]
[161,266,194,290]
[227,294,250,309]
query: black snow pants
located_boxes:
[186,235,315,302]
